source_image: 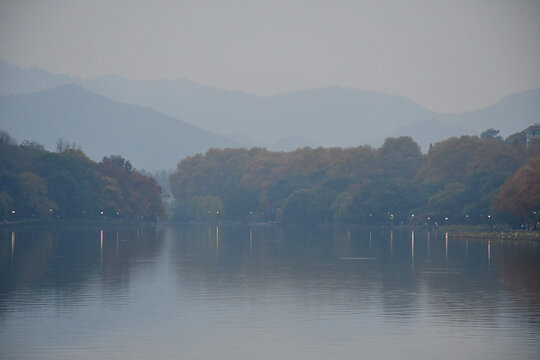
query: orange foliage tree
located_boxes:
[494,156,540,223]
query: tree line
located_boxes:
[0,130,164,221]
[169,130,540,226]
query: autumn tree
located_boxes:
[167,134,535,225]
[494,156,540,225]
[99,156,164,220]
[0,130,163,221]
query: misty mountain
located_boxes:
[437,89,540,138]
[0,59,80,95]
[84,77,540,150]
[0,60,436,149]
[379,89,540,150]
[387,119,471,151]
[0,85,238,170]
[2,59,539,152]
[83,77,437,148]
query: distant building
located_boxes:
[525,124,540,147]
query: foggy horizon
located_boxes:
[1,2,540,359]
[1,0,539,113]
[4,58,540,116]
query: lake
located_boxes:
[1,223,539,359]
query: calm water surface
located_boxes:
[0,224,539,359]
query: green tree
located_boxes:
[0,191,14,220]
[0,129,17,145]
[427,182,468,221]
[223,188,260,221]
[106,155,133,173]
[16,172,57,218]
[279,189,337,224]
[480,128,503,142]
[378,136,424,180]
[36,150,103,218]
[0,132,163,221]
[186,195,223,220]
[345,179,423,224]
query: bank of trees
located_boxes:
[0,131,164,221]
[3,127,537,226]
[170,134,539,226]
[494,155,540,225]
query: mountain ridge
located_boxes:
[0,84,238,170]
[1,59,539,153]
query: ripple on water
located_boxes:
[1,225,539,360]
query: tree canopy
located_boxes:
[494,155,540,225]
[0,133,164,221]
[169,134,536,225]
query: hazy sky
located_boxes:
[1,0,539,112]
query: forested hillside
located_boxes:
[169,135,540,226]
[0,131,164,221]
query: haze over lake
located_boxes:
[1,224,539,359]
[1,1,540,358]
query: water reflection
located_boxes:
[165,225,540,327]
[445,232,448,266]
[0,224,163,315]
[11,231,14,267]
[427,230,430,257]
[100,229,103,263]
[411,230,415,267]
[0,224,539,360]
[390,229,393,256]
[216,225,219,258]
[488,240,491,264]
[250,228,253,256]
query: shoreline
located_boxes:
[447,231,540,241]
[4,219,539,240]
[1,218,157,228]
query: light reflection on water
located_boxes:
[0,224,539,360]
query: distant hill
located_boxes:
[1,59,539,152]
[0,60,438,148]
[437,89,540,138]
[387,119,471,151]
[0,85,238,170]
[83,78,440,148]
[381,89,540,150]
[0,59,79,95]
[84,77,540,150]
